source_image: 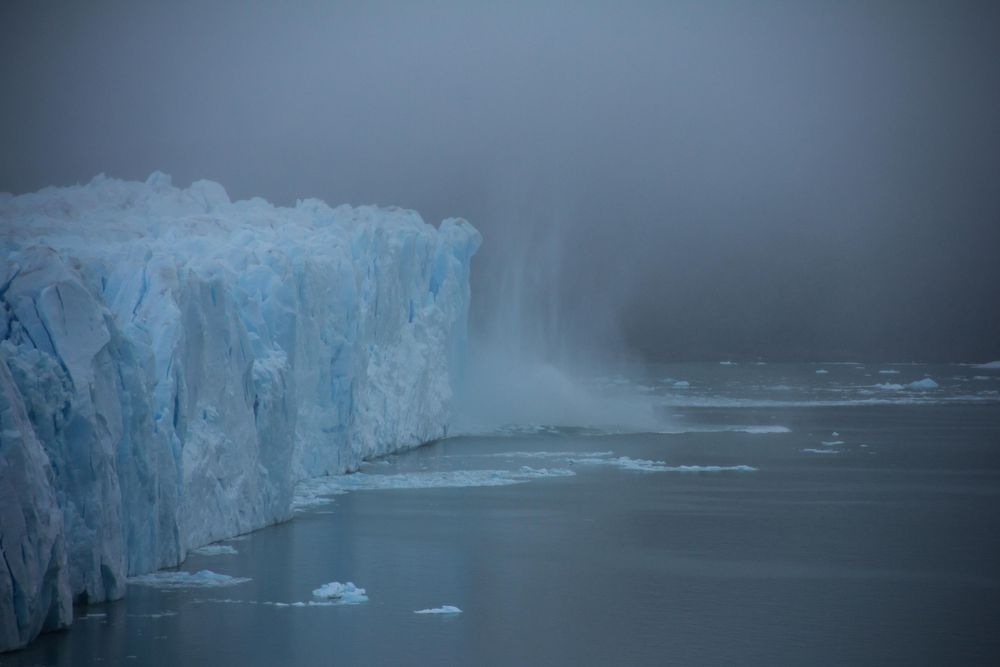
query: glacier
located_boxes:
[0,173,480,651]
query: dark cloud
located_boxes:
[3,0,998,361]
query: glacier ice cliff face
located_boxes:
[0,173,480,651]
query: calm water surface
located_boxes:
[6,363,1000,666]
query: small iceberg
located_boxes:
[312,582,368,604]
[973,361,1000,369]
[672,380,690,388]
[907,378,939,390]
[415,605,462,615]
[815,369,829,375]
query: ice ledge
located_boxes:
[0,173,479,651]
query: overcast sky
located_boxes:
[2,0,998,361]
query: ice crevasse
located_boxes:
[0,173,481,651]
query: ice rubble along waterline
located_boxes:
[0,173,480,651]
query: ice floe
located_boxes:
[570,456,756,473]
[294,467,576,508]
[415,605,462,614]
[873,383,904,390]
[128,570,250,589]
[478,451,615,460]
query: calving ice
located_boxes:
[0,173,480,651]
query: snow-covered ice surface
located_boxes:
[0,174,478,650]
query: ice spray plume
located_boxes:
[453,204,667,434]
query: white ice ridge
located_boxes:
[0,173,480,650]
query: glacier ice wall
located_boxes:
[0,173,480,651]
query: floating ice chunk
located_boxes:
[832,431,839,436]
[672,380,690,388]
[907,378,939,390]
[295,468,574,504]
[719,361,736,366]
[311,582,368,604]
[732,425,790,434]
[878,370,900,375]
[821,441,845,446]
[815,369,829,375]
[516,466,576,479]
[190,545,238,556]
[477,451,614,460]
[571,456,756,473]
[656,425,790,434]
[873,383,904,390]
[128,570,250,589]
[415,605,462,615]
[973,376,990,381]
[802,448,840,454]
[973,361,1000,369]
[658,464,757,472]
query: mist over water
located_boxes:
[458,215,665,433]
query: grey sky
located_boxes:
[2,0,998,361]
